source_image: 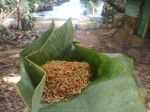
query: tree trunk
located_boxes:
[16,0,21,29]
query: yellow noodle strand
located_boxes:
[41,61,91,104]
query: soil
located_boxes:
[0,27,150,112]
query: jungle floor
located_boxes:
[0,27,150,112]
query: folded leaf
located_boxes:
[17,18,147,112]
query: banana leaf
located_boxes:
[16,18,147,112]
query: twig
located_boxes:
[1,8,17,23]
[1,12,7,20]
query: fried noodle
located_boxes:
[41,61,91,104]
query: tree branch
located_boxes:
[106,0,125,13]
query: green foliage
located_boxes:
[88,1,94,13]
[80,0,101,14]
[21,11,35,30]
[19,0,35,30]
[0,25,6,31]
[114,14,124,28]
[0,0,52,30]
[29,0,52,10]
[81,0,99,4]
[0,0,15,11]
[0,34,9,44]
[21,0,31,12]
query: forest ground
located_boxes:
[0,27,150,112]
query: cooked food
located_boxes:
[41,61,91,104]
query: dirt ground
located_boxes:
[0,27,150,112]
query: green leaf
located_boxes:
[17,20,55,110]
[37,45,147,112]
[26,18,73,66]
[17,18,147,112]
[17,18,74,112]
[20,20,55,57]
[16,55,35,109]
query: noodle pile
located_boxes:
[41,61,91,104]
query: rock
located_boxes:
[2,18,17,29]
[36,5,53,12]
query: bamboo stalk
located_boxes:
[16,0,21,29]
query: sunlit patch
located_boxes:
[3,75,20,84]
